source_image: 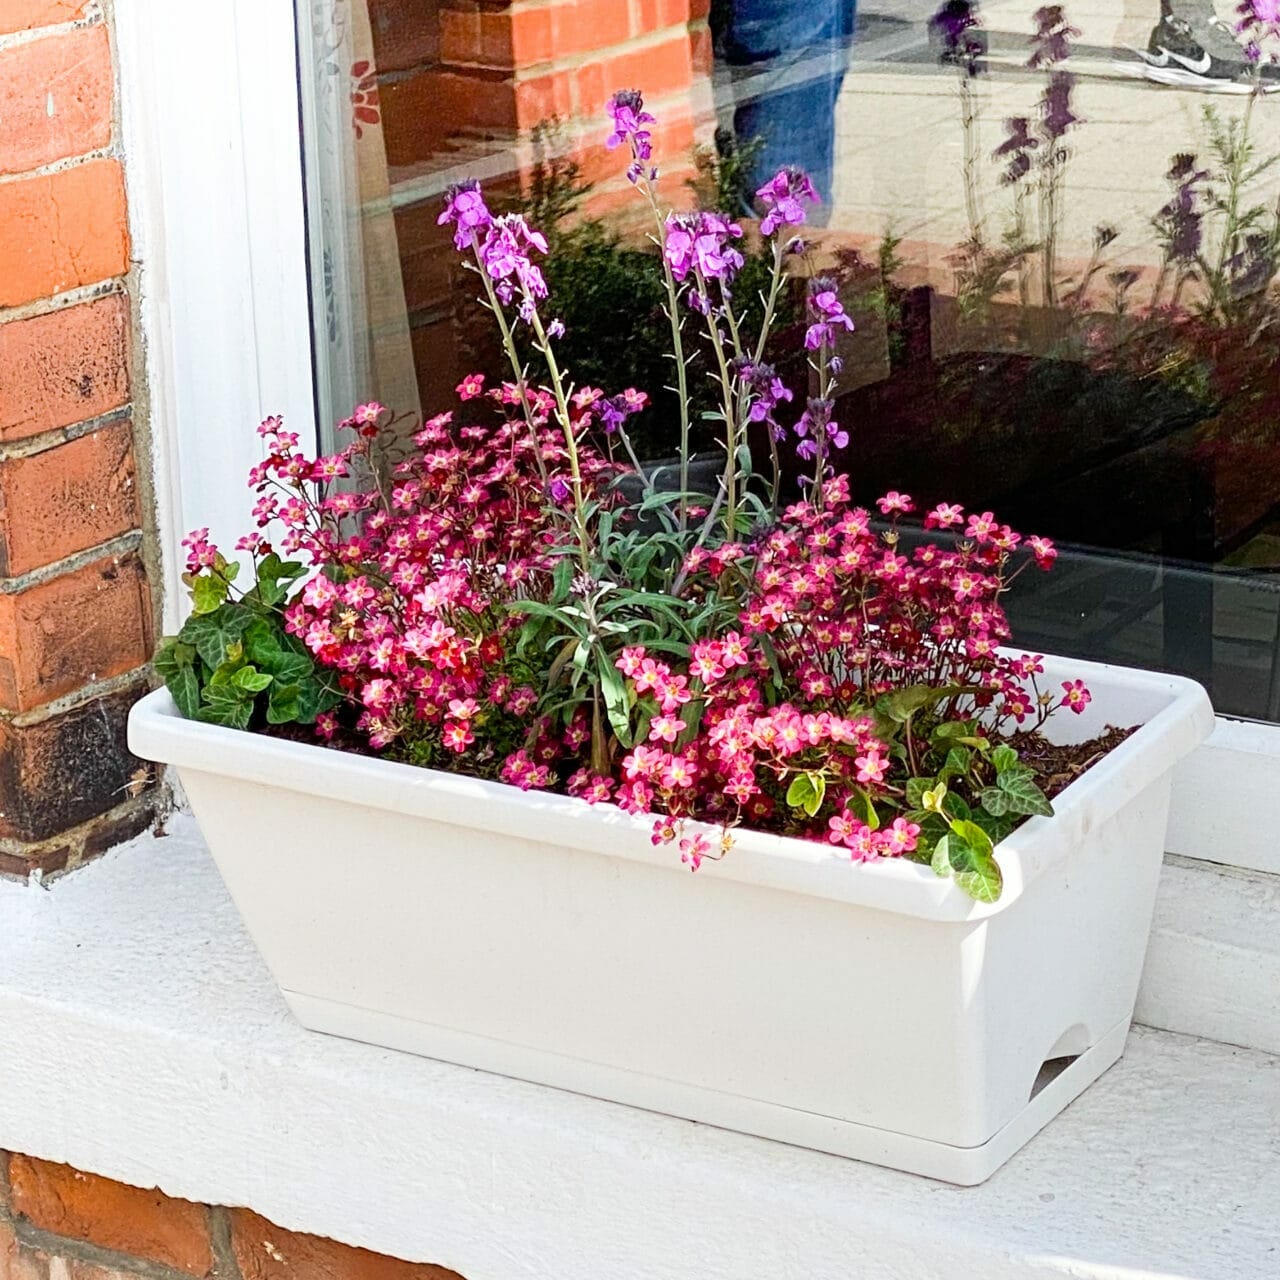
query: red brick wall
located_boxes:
[0,0,159,878]
[0,1153,466,1280]
[371,0,713,413]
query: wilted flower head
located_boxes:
[663,211,745,288]
[755,166,819,237]
[930,0,987,75]
[438,179,492,250]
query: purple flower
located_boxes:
[1041,70,1079,142]
[548,477,572,504]
[606,89,656,180]
[993,117,1038,184]
[755,166,820,237]
[480,213,549,309]
[804,277,855,350]
[663,211,745,289]
[547,318,566,338]
[1156,154,1209,265]
[930,0,987,76]
[793,398,844,460]
[733,358,794,434]
[1237,0,1280,57]
[1029,5,1080,69]
[438,179,492,251]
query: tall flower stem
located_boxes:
[638,173,694,531]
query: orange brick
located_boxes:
[230,1210,464,1280]
[0,419,139,577]
[0,295,129,442]
[690,21,712,75]
[0,0,86,33]
[7,1156,213,1278]
[0,159,128,308]
[550,0,631,58]
[0,24,113,175]
[0,552,151,712]
[380,69,516,169]
[589,32,692,114]
[513,69,574,128]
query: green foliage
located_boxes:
[873,707,1054,903]
[154,557,339,732]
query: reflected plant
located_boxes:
[1027,6,1082,308]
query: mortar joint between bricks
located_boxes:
[0,664,152,730]
[8,1213,214,1280]
[0,530,144,597]
[0,405,134,463]
[206,1207,245,1280]
[0,3,104,54]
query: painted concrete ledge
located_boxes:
[0,817,1276,1280]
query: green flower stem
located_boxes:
[639,172,693,532]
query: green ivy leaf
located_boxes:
[191,573,229,615]
[940,827,1004,902]
[786,771,826,818]
[197,683,254,730]
[979,786,1013,817]
[997,768,1054,818]
[990,743,1019,773]
[231,665,273,693]
[941,790,972,821]
[852,787,880,830]
[166,664,201,719]
[941,745,972,781]
[931,834,953,877]
[876,685,946,724]
[949,818,994,860]
[254,553,306,608]
[931,720,971,743]
[266,683,302,724]
[905,776,936,809]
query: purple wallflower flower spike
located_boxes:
[1237,0,1280,58]
[755,166,820,237]
[438,179,492,250]
[606,89,657,181]
[479,213,549,310]
[930,0,987,76]
[663,212,745,290]
[993,117,1038,184]
[804,277,855,350]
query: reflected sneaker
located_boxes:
[1137,1,1280,92]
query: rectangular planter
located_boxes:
[129,654,1213,1184]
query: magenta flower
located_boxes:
[663,211,745,287]
[437,179,492,250]
[1060,679,1091,714]
[755,166,819,237]
[606,89,656,181]
[804,277,855,350]
[479,213,549,308]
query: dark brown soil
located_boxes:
[1014,724,1139,802]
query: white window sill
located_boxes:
[0,816,1275,1280]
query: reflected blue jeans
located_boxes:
[720,0,858,206]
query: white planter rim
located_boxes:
[130,654,1213,925]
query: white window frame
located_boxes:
[112,0,1280,873]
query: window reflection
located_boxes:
[299,0,1280,719]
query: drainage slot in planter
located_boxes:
[1030,1053,1082,1100]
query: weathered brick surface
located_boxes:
[0,420,139,577]
[0,552,151,713]
[6,1156,213,1278]
[0,681,148,843]
[0,0,87,34]
[0,159,129,308]
[0,23,112,175]
[0,1218,44,1280]
[230,1210,464,1280]
[0,296,129,442]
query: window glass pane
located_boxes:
[296,0,1280,720]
